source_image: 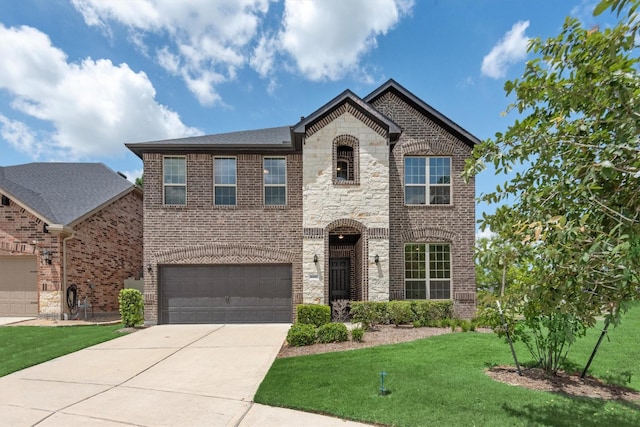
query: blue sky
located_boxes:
[0,0,611,227]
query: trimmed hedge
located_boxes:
[286,323,317,346]
[317,322,349,343]
[351,300,453,328]
[296,304,331,327]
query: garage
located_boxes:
[159,264,292,324]
[0,256,38,316]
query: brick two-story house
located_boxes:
[127,79,478,325]
[0,163,143,319]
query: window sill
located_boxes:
[263,204,288,210]
[333,180,359,186]
[404,203,454,208]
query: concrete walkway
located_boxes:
[0,324,371,426]
[0,317,35,326]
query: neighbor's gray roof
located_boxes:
[0,163,134,226]
[126,126,293,158]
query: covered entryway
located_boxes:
[0,256,38,316]
[158,264,292,324]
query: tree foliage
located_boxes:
[466,0,640,373]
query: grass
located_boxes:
[255,304,640,427]
[0,324,125,377]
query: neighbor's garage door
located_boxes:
[0,256,38,316]
[159,264,292,324]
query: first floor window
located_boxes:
[264,157,286,205]
[404,157,451,205]
[404,243,451,299]
[214,157,236,205]
[163,156,186,205]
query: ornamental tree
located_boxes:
[466,0,640,373]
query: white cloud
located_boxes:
[120,168,144,184]
[72,0,270,106]
[481,21,530,79]
[0,24,199,161]
[476,228,497,241]
[274,0,414,81]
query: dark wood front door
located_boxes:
[329,258,350,302]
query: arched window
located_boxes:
[333,136,359,185]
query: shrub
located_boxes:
[317,322,349,343]
[387,301,413,326]
[351,327,365,342]
[118,289,144,327]
[297,304,331,327]
[286,323,317,346]
[350,301,388,329]
[410,300,453,326]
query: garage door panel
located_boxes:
[159,264,292,324]
[0,256,38,316]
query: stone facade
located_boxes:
[0,191,143,318]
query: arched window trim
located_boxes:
[332,135,360,185]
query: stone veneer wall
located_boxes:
[142,152,303,324]
[371,92,477,318]
[302,112,390,303]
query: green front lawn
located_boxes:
[255,305,640,427]
[0,324,124,377]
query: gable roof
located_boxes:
[0,163,135,226]
[292,89,401,145]
[364,79,480,148]
[126,126,294,158]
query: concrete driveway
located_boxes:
[0,324,370,426]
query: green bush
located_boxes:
[286,323,317,346]
[410,300,453,326]
[118,289,144,327]
[350,301,388,329]
[351,327,365,342]
[297,304,331,327]
[387,301,413,326]
[316,322,349,343]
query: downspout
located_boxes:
[48,224,75,318]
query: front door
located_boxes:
[329,258,350,302]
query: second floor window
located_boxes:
[214,157,237,205]
[336,146,353,182]
[404,157,451,205]
[163,156,186,205]
[264,157,286,205]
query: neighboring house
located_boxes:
[0,163,143,319]
[127,79,478,325]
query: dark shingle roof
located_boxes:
[0,163,134,225]
[126,126,293,158]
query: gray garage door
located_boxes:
[159,264,292,324]
[0,256,38,316]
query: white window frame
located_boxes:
[163,156,186,205]
[263,157,287,206]
[404,156,452,205]
[403,243,452,300]
[213,157,237,206]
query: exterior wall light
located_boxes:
[147,264,152,273]
[313,254,318,264]
[374,254,379,264]
[42,249,52,265]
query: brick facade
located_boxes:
[370,92,477,318]
[0,191,143,319]
[142,152,303,323]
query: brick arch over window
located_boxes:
[401,227,456,243]
[397,138,457,157]
[333,135,360,185]
[153,244,297,265]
